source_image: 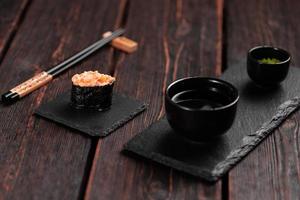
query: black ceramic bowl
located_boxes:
[247,46,291,87]
[165,77,239,142]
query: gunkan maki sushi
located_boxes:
[70,71,115,111]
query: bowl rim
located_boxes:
[165,77,239,112]
[248,45,291,65]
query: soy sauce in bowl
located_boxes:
[171,90,227,110]
[165,77,239,142]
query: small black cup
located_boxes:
[247,46,291,87]
[165,77,239,142]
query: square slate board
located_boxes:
[35,93,147,137]
[123,61,300,182]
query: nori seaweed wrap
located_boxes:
[70,71,115,111]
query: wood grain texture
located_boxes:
[0,0,124,199]
[226,0,300,199]
[0,0,30,62]
[85,0,223,199]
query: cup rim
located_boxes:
[248,45,291,65]
[165,77,239,112]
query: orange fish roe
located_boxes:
[72,71,115,87]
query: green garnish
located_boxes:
[258,58,281,64]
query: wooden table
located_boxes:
[1,0,300,199]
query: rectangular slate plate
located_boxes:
[123,61,300,182]
[35,93,147,137]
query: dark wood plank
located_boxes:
[0,0,30,61]
[85,0,224,199]
[226,0,300,199]
[0,0,124,199]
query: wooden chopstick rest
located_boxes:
[103,31,138,53]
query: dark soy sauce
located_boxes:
[171,90,225,110]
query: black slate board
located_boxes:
[123,61,300,182]
[35,93,147,137]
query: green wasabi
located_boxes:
[258,58,281,64]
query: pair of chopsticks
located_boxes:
[2,29,125,104]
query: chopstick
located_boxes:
[1,28,125,104]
